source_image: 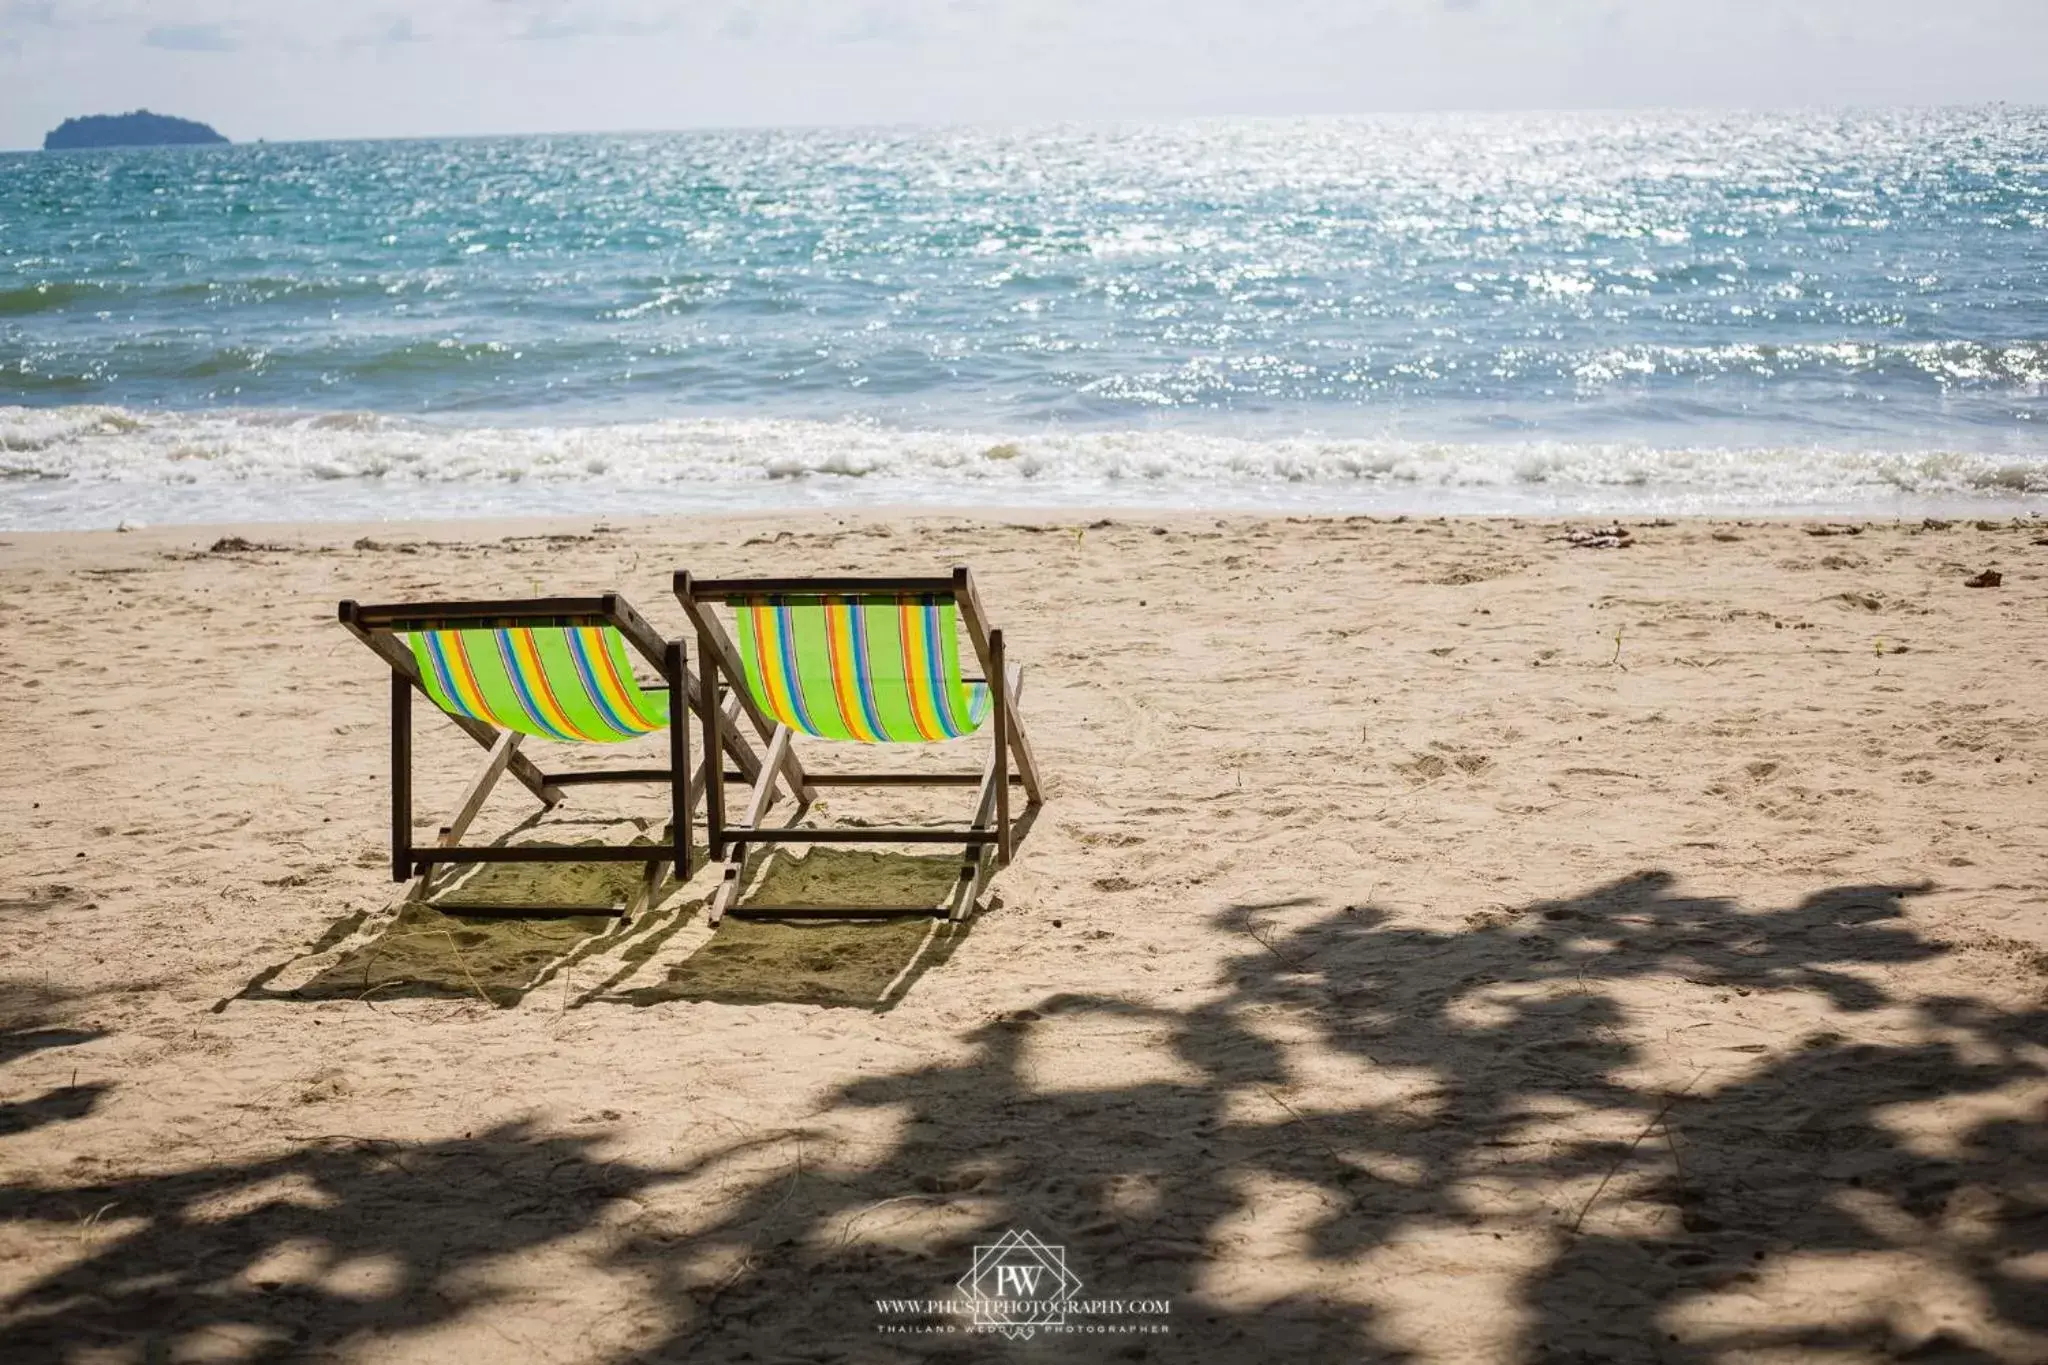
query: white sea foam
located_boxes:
[2,405,2044,530]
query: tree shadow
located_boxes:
[0,1123,673,1361]
[608,871,2046,1361]
[1526,991,2048,1363]
[0,979,108,1140]
[5,874,2041,1361]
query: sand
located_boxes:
[1,509,2044,1363]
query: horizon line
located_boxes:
[9,98,2043,154]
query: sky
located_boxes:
[4,0,2046,148]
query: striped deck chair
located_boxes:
[673,567,1044,924]
[338,595,765,918]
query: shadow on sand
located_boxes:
[223,824,699,1009]
[12,872,2041,1361]
[0,979,108,1140]
[594,847,974,1010]
[224,845,974,1014]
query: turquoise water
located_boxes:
[3,109,2045,527]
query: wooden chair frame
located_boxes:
[672,567,1044,924]
[338,594,763,919]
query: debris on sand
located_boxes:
[208,535,278,554]
[1963,569,2003,588]
[1555,523,1634,550]
[1805,524,1865,538]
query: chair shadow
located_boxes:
[228,805,1037,1013]
[226,823,704,1010]
[604,847,973,1012]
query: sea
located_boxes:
[2,107,2044,530]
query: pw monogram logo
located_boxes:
[956,1229,1083,1340]
[994,1263,1045,1296]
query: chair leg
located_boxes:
[443,731,523,843]
[699,627,725,861]
[949,737,1006,923]
[951,659,1032,920]
[1004,662,1044,807]
[990,629,1011,864]
[404,728,523,905]
[708,724,791,927]
[708,862,743,926]
[626,856,668,920]
[392,671,412,884]
[666,639,691,883]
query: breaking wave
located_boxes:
[4,405,2043,529]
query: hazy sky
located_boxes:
[5,0,2045,148]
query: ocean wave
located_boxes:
[0,276,417,316]
[340,338,530,378]
[10,332,2040,419]
[0,404,144,452]
[0,282,122,317]
[3,406,2043,511]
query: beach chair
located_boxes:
[337,594,765,918]
[672,567,1043,924]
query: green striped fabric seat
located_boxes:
[731,594,989,743]
[407,625,669,743]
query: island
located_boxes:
[43,110,229,151]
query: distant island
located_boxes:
[43,110,229,151]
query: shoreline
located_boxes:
[7,490,2048,538]
[8,404,2047,533]
[4,503,2046,550]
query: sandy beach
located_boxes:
[1,508,2044,1363]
